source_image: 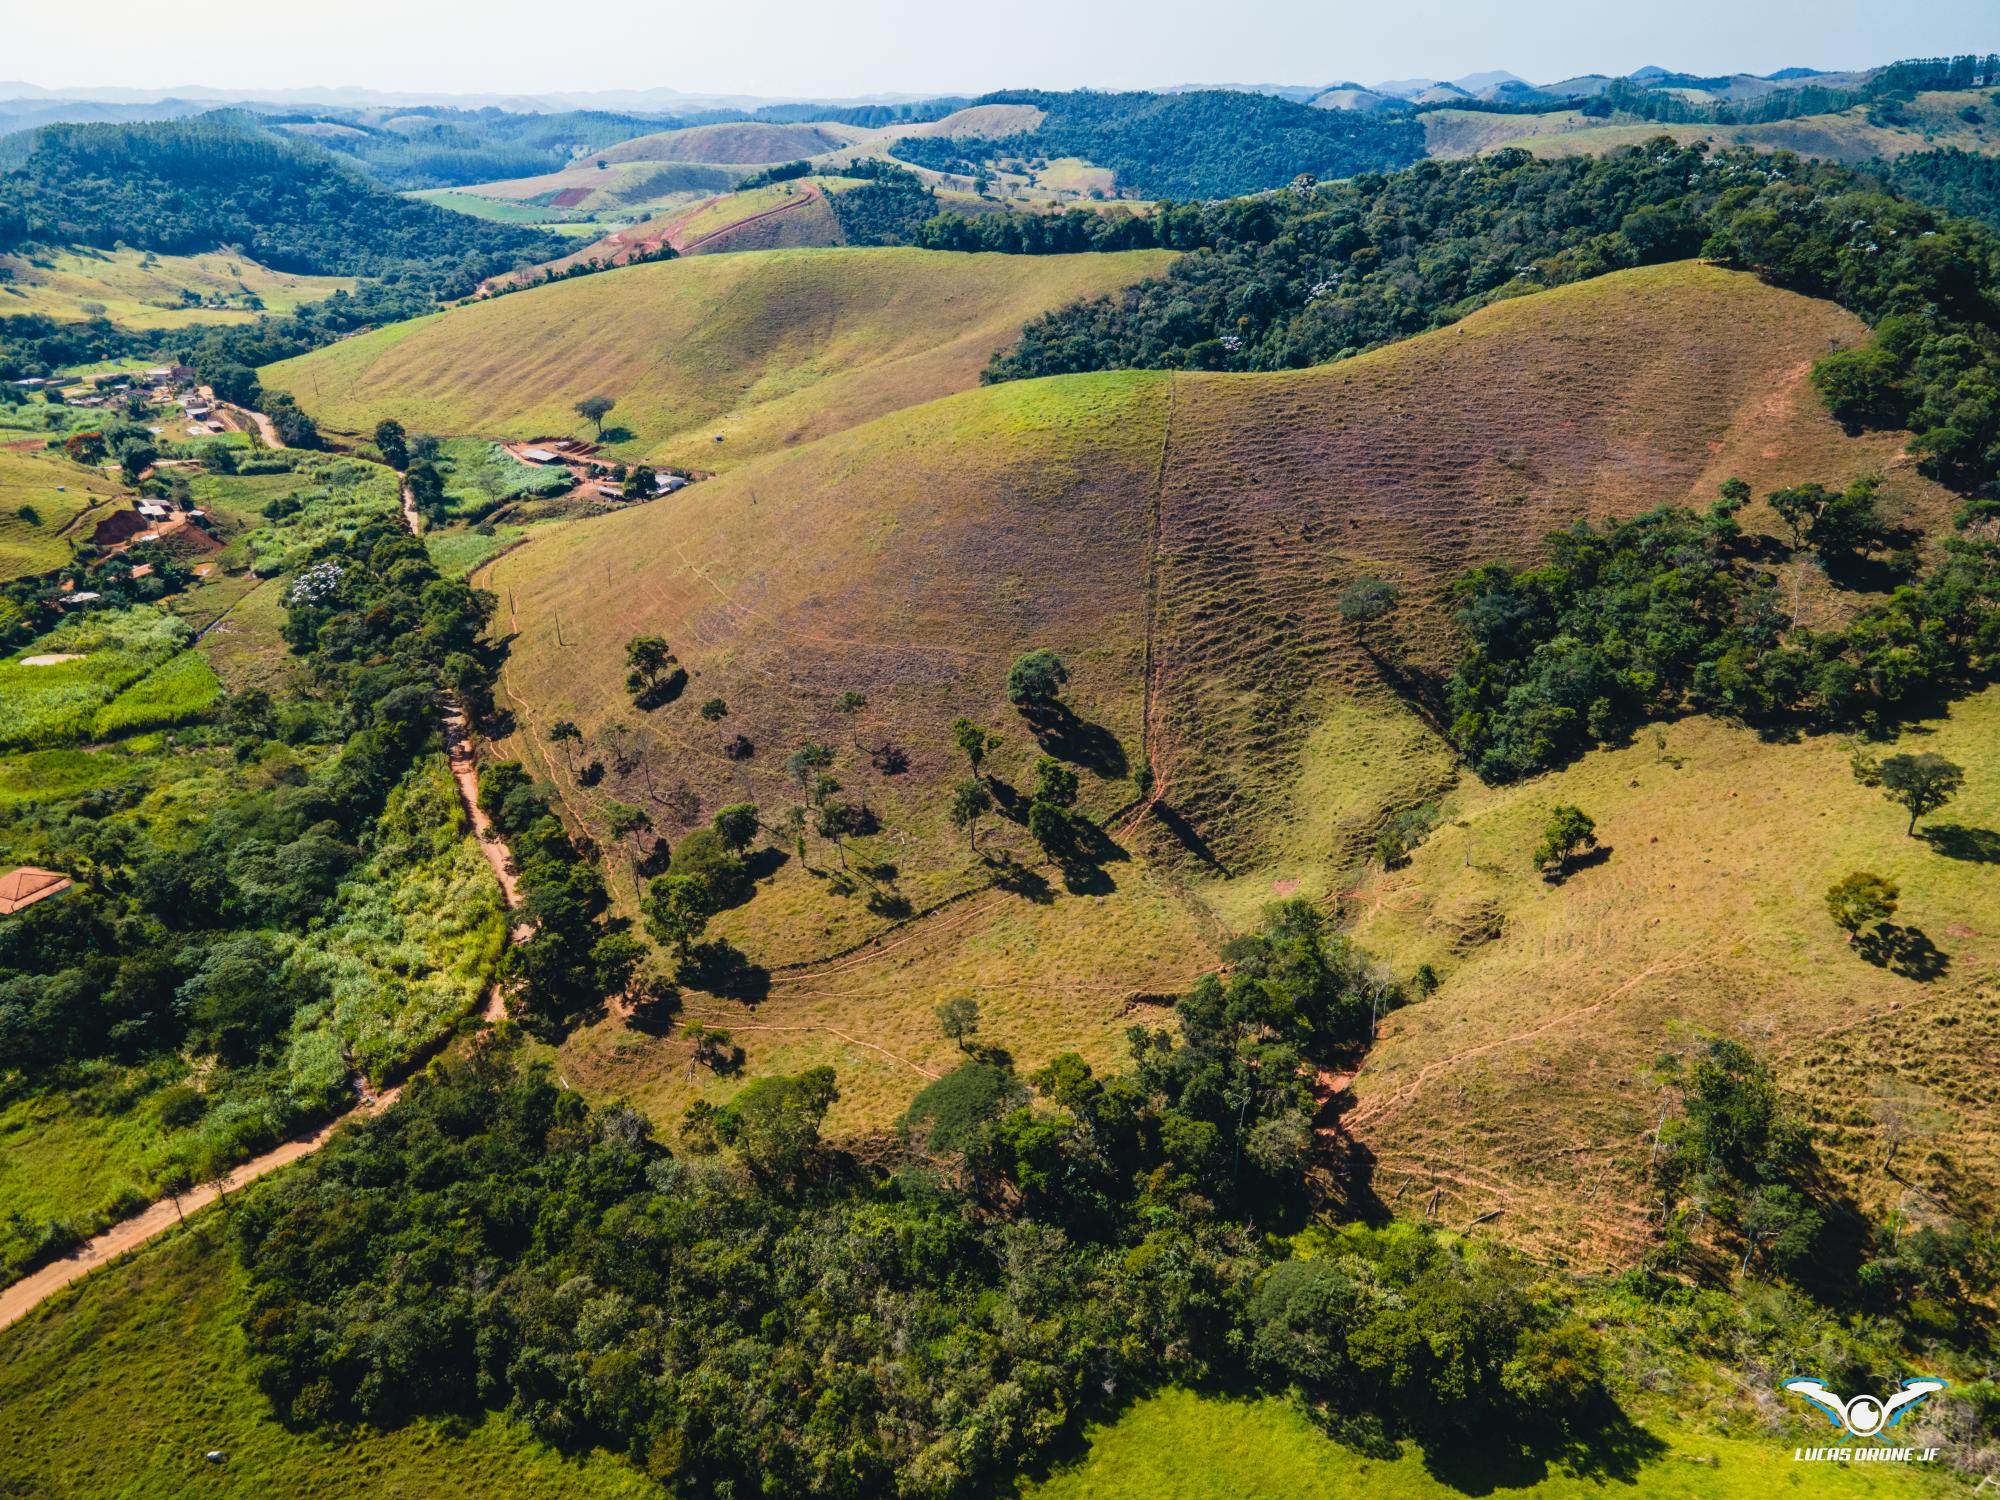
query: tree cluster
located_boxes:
[231,900,1597,1498]
[1445,496,2000,780]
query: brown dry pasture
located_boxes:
[1148,260,1952,878]
[1342,693,2000,1271]
[260,246,1176,472]
[539,183,848,277]
[595,121,870,166]
[480,258,1963,1172]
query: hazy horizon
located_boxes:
[2,0,1993,104]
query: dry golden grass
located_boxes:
[1342,690,2000,1269]
[260,246,1175,471]
[1146,261,1952,876]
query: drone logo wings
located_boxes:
[1782,1377,1947,1439]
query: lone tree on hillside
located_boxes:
[949,778,992,850]
[712,802,760,852]
[951,717,1001,778]
[644,873,711,960]
[1825,871,1899,942]
[1006,650,1069,712]
[936,994,980,1052]
[1533,805,1597,881]
[373,417,408,469]
[1877,753,1964,836]
[624,635,678,700]
[1338,576,1399,635]
[547,719,583,771]
[576,395,617,438]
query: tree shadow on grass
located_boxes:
[632,668,687,712]
[1922,824,2000,864]
[985,855,1055,904]
[625,981,683,1037]
[1417,1400,1664,1494]
[743,846,790,883]
[989,778,1029,824]
[1542,844,1613,885]
[1857,923,1950,981]
[1152,802,1230,876]
[679,939,770,1003]
[1024,702,1129,779]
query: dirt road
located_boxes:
[0,461,525,1336]
[0,1086,399,1334]
[203,391,280,449]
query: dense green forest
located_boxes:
[1888,146,2000,230]
[1443,492,2000,779]
[230,923,1994,1496]
[980,143,2000,490]
[0,117,564,277]
[891,88,1425,199]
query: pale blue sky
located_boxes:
[5,0,1994,100]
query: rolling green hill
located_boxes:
[477,262,1962,1180]
[0,118,562,279]
[0,246,355,329]
[259,245,1177,471]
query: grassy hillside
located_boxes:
[1427,90,2000,162]
[259,245,1176,470]
[455,158,741,212]
[487,369,1212,1131]
[597,121,868,165]
[1342,690,2000,1270]
[0,247,356,328]
[537,181,851,273]
[475,260,1952,1155]
[0,445,127,584]
[1148,261,1950,878]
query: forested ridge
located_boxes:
[0,116,563,277]
[1444,493,2000,779]
[891,88,1425,199]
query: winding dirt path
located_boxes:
[0,463,524,1335]
[673,182,826,254]
[0,1087,400,1334]
[208,394,280,449]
